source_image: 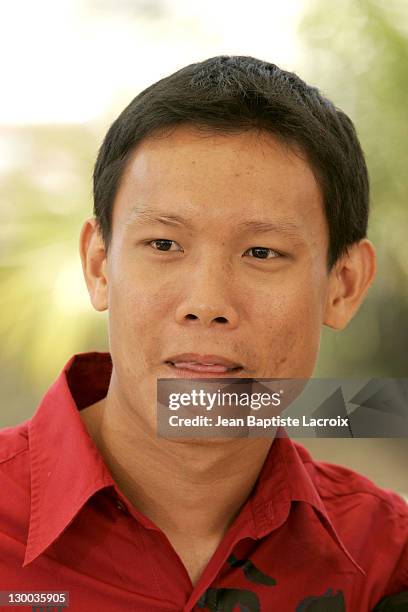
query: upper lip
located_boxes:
[165,353,243,369]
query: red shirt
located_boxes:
[0,352,407,611]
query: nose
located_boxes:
[174,258,239,329]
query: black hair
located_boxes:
[93,55,369,270]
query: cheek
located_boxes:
[254,277,322,327]
[108,267,174,349]
[253,281,323,376]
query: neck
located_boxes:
[80,385,274,541]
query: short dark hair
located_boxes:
[93,55,369,271]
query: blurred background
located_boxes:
[0,0,407,492]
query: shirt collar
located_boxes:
[250,428,366,576]
[24,352,365,576]
[24,352,115,566]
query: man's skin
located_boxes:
[78,126,376,586]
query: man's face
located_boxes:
[102,126,331,420]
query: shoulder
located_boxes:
[293,440,408,516]
[0,420,30,465]
[0,421,31,533]
[293,441,408,594]
[0,421,31,495]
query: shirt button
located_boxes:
[116,500,126,511]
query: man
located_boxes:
[0,56,406,611]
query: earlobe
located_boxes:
[79,217,109,312]
[324,239,377,330]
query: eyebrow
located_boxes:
[126,208,195,231]
[126,207,303,237]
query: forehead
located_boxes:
[112,125,327,243]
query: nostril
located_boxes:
[182,313,230,324]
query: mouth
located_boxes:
[164,353,243,378]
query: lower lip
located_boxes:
[164,362,243,379]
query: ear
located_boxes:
[324,239,377,330]
[79,217,109,311]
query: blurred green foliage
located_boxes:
[300,0,408,377]
[0,125,109,422]
[0,0,407,425]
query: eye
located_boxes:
[147,239,183,252]
[244,247,282,259]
